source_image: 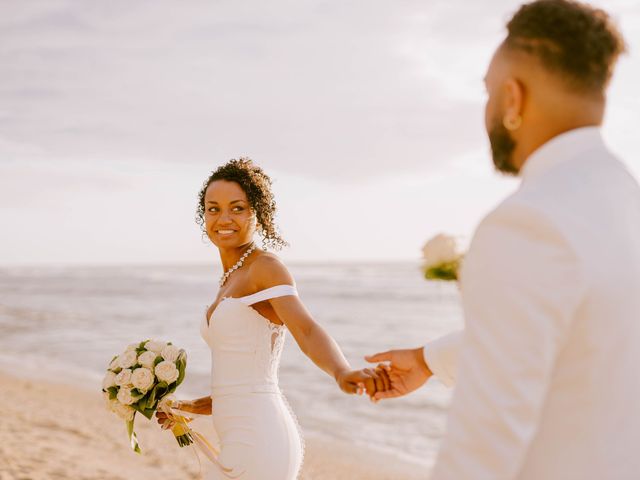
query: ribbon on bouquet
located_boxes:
[157,397,242,479]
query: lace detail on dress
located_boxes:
[269,324,286,381]
[279,389,305,478]
[255,323,305,476]
[273,331,304,476]
[252,320,286,384]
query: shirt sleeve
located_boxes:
[430,202,586,480]
[423,331,463,387]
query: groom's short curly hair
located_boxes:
[196,157,288,250]
[504,0,626,93]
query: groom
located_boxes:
[365,1,640,478]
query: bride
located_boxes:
[156,158,387,479]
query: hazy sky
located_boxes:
[1,0,639,265]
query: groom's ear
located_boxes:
[503,77,525,122]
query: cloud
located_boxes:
[0,0,515,179]
[0,0,637,179]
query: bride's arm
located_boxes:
[250,256,383,395]
[174,396,212,415]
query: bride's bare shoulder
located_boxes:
[248,252,294,289]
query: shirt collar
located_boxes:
[520,126,604,182]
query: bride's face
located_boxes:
[204,180,257,249]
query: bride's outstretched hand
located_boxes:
[364,347,433,401]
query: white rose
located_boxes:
[117,350,138,369]
[114,402,135,421]
[161,345,180,363]
[125,343,139,352]
[138,350,158,370]
[102,371,117,390]
[115,368,133,387]
[155,360,179,384]
[145,340,167,353]
[117,387,136,406]
[422,234,460,268]
[131,367,155,392]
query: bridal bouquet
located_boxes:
[102,339,189,453]
[422,233,464,281]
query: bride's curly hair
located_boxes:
[196,158,288,250]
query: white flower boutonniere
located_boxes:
[422,233,464,281]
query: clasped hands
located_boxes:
[157,345,434,431]
[336,346,433,402]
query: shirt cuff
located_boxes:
[423,331,463,388]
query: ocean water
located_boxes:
[0,262,463,468]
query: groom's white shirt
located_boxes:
[426,127,640,480]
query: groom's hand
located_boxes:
[365,347,433,401]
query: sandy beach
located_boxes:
[0,370,427,480]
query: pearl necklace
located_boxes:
[219,244,256,287]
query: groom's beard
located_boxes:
[488,120,519,175]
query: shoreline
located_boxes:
[1,369,428,479]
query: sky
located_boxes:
[1,0,639,266]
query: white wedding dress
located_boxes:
[199,285,304,479]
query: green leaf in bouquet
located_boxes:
[133,402,155,420]
[136,396,148,411]
[154,381,169,400]
[135,341,147,354]
[153,356,164,367]
[141,407,155,420]
[175,351,187,387]
[131,388,143,397]
[146,386,158,408]
[132,400,154,420]
[146,397,158,410]
[140,390,156,409]
[107,386,118,400]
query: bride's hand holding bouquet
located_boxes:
[156,396,212,431]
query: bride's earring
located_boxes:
[503,114,522,131]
